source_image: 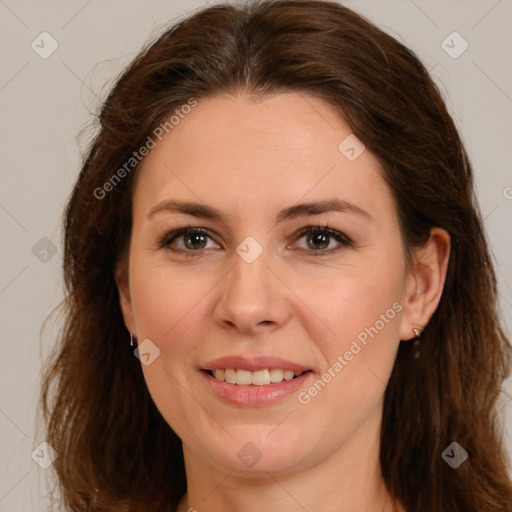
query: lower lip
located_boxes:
[201,370,313,407]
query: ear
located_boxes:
[114,253,137,336]
[398,227,451,341]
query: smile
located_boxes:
[205,368,307,386]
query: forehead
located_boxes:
[133,92,395,227]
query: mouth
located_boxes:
[202,368,312,386]
[200,355,314,406]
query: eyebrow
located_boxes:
[147,198,372,223]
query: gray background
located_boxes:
[1,0,511,509]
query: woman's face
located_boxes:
[118,91,420,476]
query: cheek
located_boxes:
[129,261,212,433]
[298,257,405,409]
[130,259,213,341]
[307,261,404,354]
[128,259,213,415]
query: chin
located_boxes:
[198,426,313,476]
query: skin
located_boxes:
[116,91,450,512]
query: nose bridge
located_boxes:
[238,245,269,283]
[228,239,275,303]
[214,236,289,331]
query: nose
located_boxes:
[213,245,291,335]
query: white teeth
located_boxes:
[251,369,270,386]
[269,368,284,383]
[211,368,306,385]
[224,368,236,384]
[236,369,252,386]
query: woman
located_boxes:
[41,1,512,510]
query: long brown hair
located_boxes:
[40,1,512,510]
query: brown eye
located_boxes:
[294,226,352,256]
[182,231,208,250]
[160,228,219,253]
[306,231,330,250]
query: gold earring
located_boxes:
[412,325,423,359]
[412,326,423,338]
[130,332,134,347]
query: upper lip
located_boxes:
[203,355,311,373]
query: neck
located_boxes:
[176,406,404,512]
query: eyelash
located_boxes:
[158,225,353,257]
